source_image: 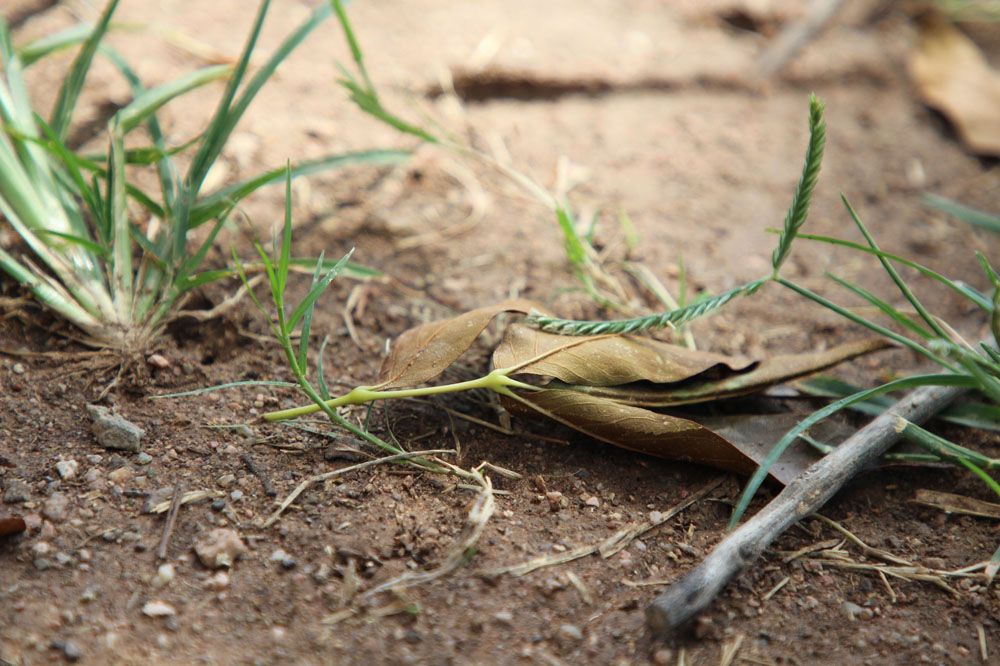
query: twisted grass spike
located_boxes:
[529,94,826,337]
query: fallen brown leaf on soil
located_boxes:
[377,302,890,481]
[908,12,1000,155]
[376,298,545,388]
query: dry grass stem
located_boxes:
[762,576,790,601]
[262,449,453,528]
[149,490,221,514]
[718,632,745,666]
[360,472,494,599]
[911,488,1000,520]
[487,477,723,576]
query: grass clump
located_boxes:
[0,0,407,352]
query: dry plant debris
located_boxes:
[318,299,890,483]
[908,11,1000,155]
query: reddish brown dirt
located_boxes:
[4,1,1000,664]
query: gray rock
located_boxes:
[3,480,30,504]
[42,493,70,522]
[86,404,144,452]
[55,460,78,480]
[62,639,82,661]
[136,452,153,466]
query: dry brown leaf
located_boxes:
[494,324,889,406]
[492,323,754,386]
[376,299,546,389]
[502,389,763,477]
[908,12,1000,155]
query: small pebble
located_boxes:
[559,624,584,640]
[61,639,82,662]
[147,354,170,369]
[84,469,102,484]
[108,467,133,485]
[270,548,297,570]
[584,496,600,507]
[203,571,230,589]
[42,493,70,522]
[652,648,674,665]
[151,563,175,588]
[841,600,870,621]
[229,490,244,502]
[494,611,514,624]
[12,362,25,375]
[87,404,144,452]
[211,499,226,512]
[142,600,176,617]
[648,510,664,523]
[216,474,236,488]
[85,455,103,464]
[193,528,246,569]
[55,460,78,480]
[3,480,30,504]
[136,452,153,466]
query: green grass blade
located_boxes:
[152,380,298,399]
[183,0,269,195]
[317,334,332,401]
[896,418,1000,470]
[775,276,958,372]
[797,375,1000,431]
[332,0,376,95]
[98,44,180,213]
[187,1,331,198]
[189,149,409,228]
[49,0,120,141]
[117,65,232,134]
[287,250,353,331]
[782,230,992,310]
[297,252,325,372]
[842,195,948,339]
[0,246,104,334]
[922,193,1000,234]
[825,273,935,339]
[33,229,105,256]
[771,94,826,274]
[730,373,980,529]
[17,23,97,67]
[277,165,293,295]
[107,118,132,323]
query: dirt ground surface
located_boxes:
[5,0,1000,664]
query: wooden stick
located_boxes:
[156,483,184,560]
[646,382,966,633]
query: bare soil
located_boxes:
[4,1,1000,664]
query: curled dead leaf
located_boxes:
[376,299,546,389]
[494,324,890,406]
[908,12,1000,155]
[492,323,755,386]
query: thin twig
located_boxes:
[156,483,184,560]
[262,449,453,528]
[757,0,845,77]
[241,453,277,497]
[486,477,722,576]
[646,382,966,633]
